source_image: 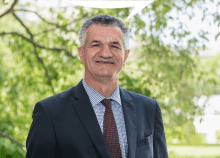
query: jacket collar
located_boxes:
[81,77,122,107]
[73,79,137,158]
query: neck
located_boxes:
[84,75,118,98]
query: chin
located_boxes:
[97,73,114,78]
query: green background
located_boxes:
[0,0,220,157]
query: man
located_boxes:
[26,14,168,158]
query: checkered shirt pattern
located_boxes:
[82,78,128,158]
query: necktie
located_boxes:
[101,99,122,158]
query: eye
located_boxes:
[92,44,100,47]
[111,45,120,49]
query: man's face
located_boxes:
[78,24,130,82]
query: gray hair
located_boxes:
[79,14,129,50]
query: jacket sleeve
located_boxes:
[26,101,57,158]
[153,101,168,158]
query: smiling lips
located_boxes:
[96,61,114,64]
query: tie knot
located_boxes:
[101,99,111,109]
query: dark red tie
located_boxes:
[101,99,122,158]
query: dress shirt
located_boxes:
[82,78,128,158]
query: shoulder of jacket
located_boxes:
[40,86,76,104]
[121,88,157,105]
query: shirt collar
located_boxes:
[82,77,122,107]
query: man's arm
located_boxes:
[26,101,57,158]
[153,101,168,158]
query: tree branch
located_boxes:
[10,13,56,94]
[33,21,75,36]
[12,12,32,36]
[33,45,56,94]
[13,9,85,36]
[1,8,77,94]
[34,27,59,36]
[13,9,60,27]
[0,32,75,59]
[13,9,82,30]
[0,131,24,147]
[0,0,18,19]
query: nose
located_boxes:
[98,43,113,59]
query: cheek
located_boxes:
[117,54,124,62]
[86,53,96,66]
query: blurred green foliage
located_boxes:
[0,0,219,157]
[168,144,220,158]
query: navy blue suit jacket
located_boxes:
[26,79,168,158]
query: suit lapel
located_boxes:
[120,87,137,158]
[72,80,138,158]
[72,80,111,158]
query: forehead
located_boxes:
[86,24,123,42]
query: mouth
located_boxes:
[96,61,114,64]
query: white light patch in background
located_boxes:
[65,0,154,21]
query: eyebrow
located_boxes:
[91,40,101,44]
[90,40,122,47]
[111,41,121,46]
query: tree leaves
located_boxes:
[215,32,220,41]
[0,0,219,156]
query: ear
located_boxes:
[123,49,130,66]
[78,46,85,65]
